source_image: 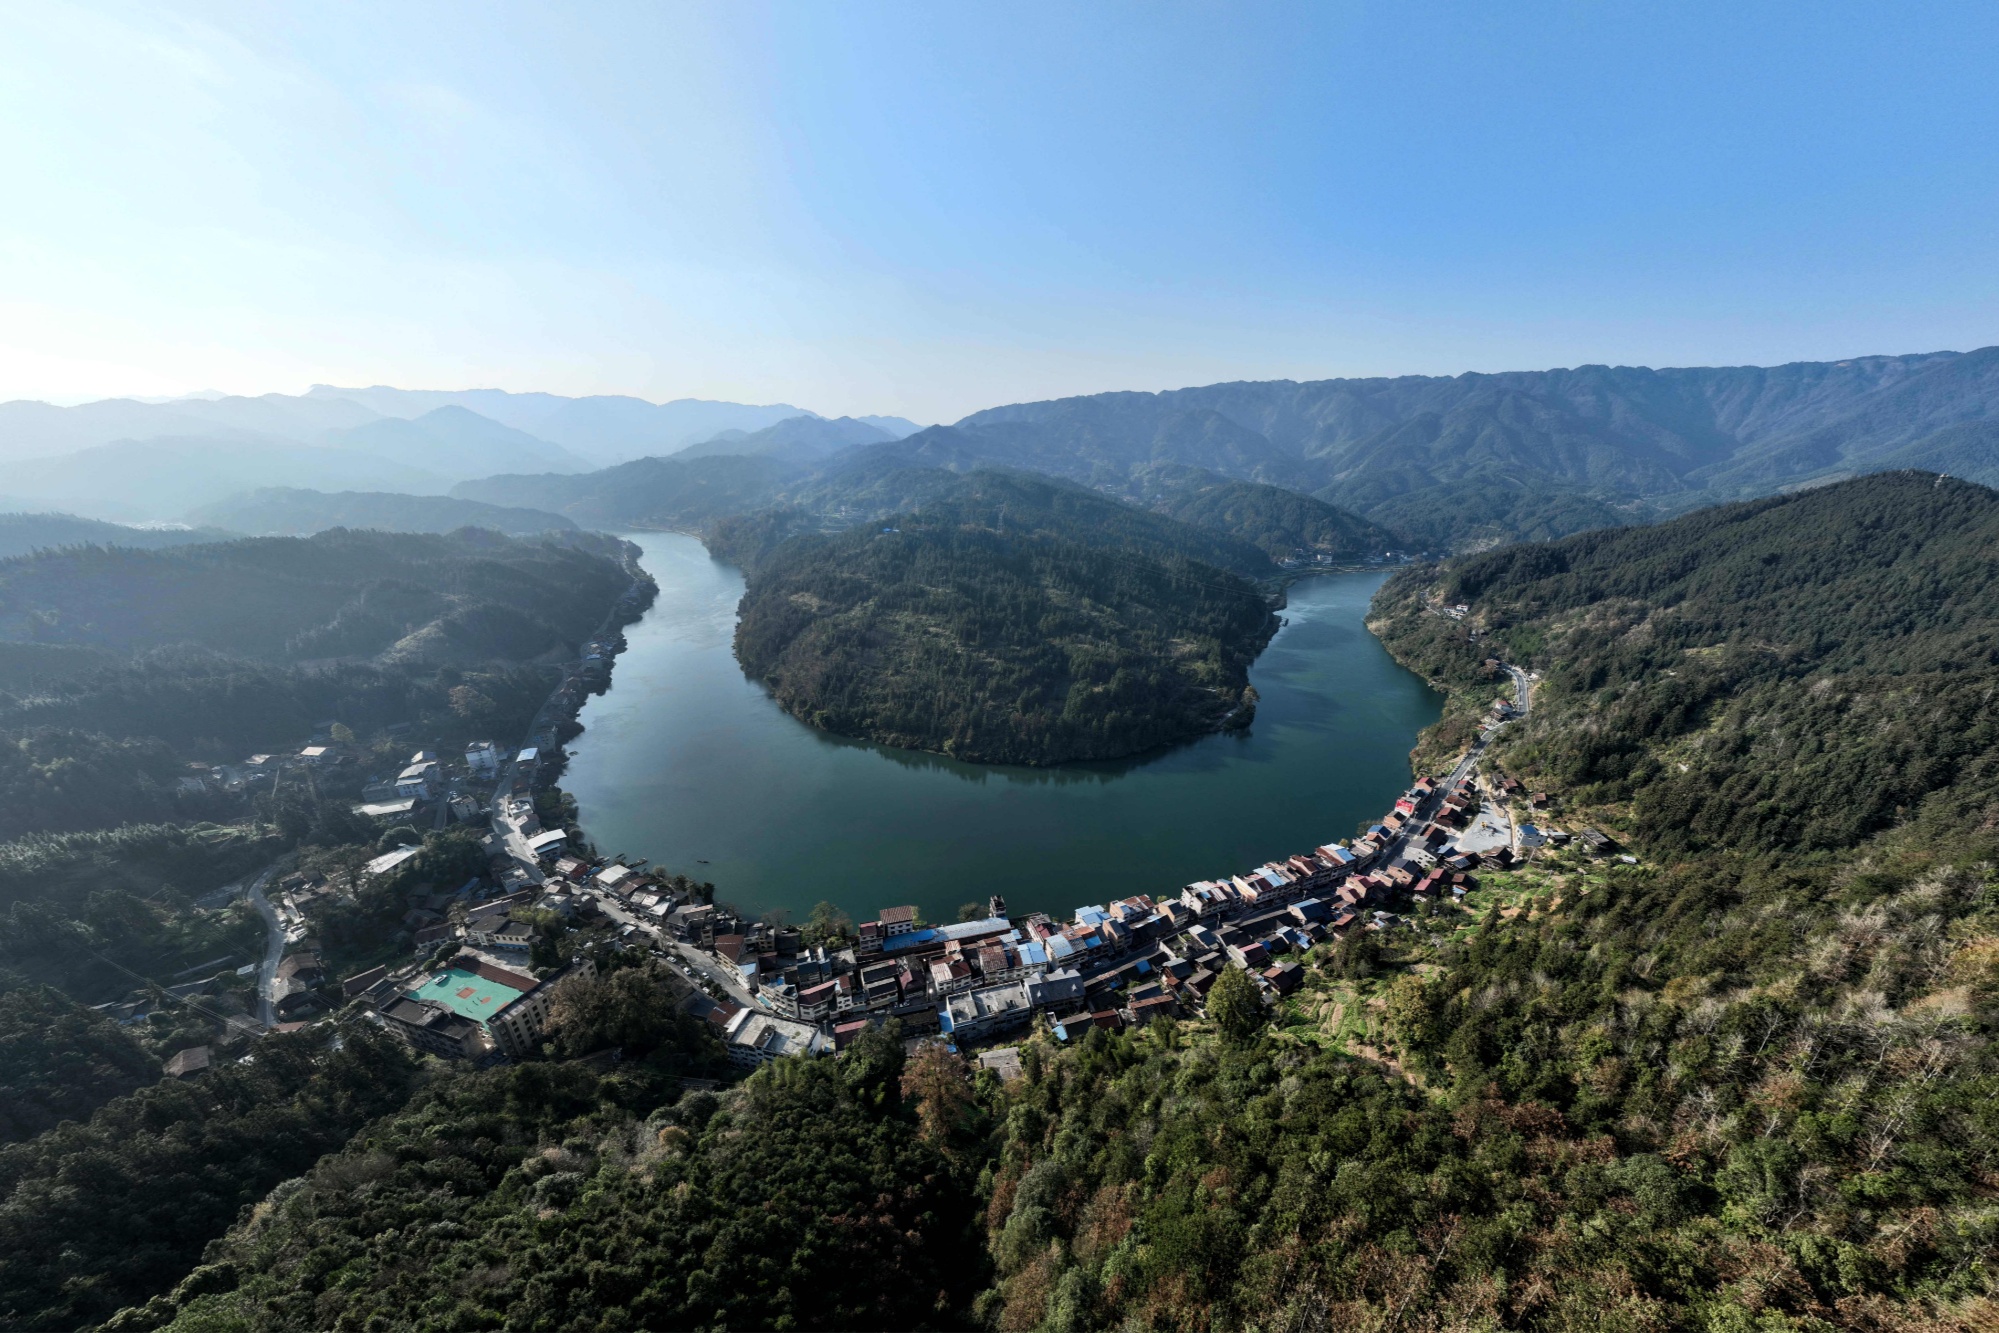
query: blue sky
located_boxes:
[2,2,1995,421]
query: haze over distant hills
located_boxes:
[671,414,902,465]
[187,488,577,537]
[5,349,1994,545]
[0,387,922,524]
[457,347,1999,552]
[0,514,237,560]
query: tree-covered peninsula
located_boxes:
[714,474,1281,764]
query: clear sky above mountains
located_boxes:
[3,2,1995,422]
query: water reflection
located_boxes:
[562,532,1441,923]
[789,705,1259,785]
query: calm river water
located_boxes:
[563,532,1441,925]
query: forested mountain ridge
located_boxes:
[186,487,577,537]
[927,348,1999,548]
[453,453,791,530]
[1119,463,1403,560]
[711,466,1281,579]
[719,477,1279,764]
[1304,469,1999,1324]
[0,527,635,840]
[455,442,1401,569]
[0,527,629,660]
[0,514,237,560]
[672,413,898,464]
[1372,470,1999,853]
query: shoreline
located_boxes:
[547,544,1446,930]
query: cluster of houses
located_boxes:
[340,694,1611,1072]
[587,767,1526,1063]
[351,741,525,827]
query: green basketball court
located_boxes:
[406,967,524,1022]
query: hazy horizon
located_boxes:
[17,338,1998,420]
[3,3,1996,422]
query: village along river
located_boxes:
[563,531,1442,927]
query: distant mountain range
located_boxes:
[672,415,903,465]
[0,492,575,560]
[8,349,1994,547]
[0,388,922,524]
[913,348,1999,548]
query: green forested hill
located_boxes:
[0,514,237,560]
[0,527,628,659]
[0,986,157,1144]
[0,1023,422,1332]
[186,487,577,537]
[1374,470,1999,852]
[1122,463,1402,559]
[723,479,1278,764]
[128,1047,982,1333]
[0,529,638,842]
[452,453,790,529]
[1316,469,1999,1324]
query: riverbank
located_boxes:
[556,532,1443,925]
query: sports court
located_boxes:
[406,967,524,1022]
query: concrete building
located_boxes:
[722,1008,834,1068]
[363,845,422,879]
[940,980,1034,1043]
[380,955,594,1061]
[380,997,487,1059]
[395,761,439,800]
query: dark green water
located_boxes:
[563,532,1442,925]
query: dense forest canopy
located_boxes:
[0,527,630,659]
[1373,471,1999,854]
[453,453,792,530]
[1118,463,1402,560]
[0,528,638,843]
[0,1023,423,1332]
[0,985,157,1145]
[720,476,1280,765]
[0,514,236,561]
[121,1035,982,1333]
[945,347,1999,545]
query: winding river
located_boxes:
[562,532,1441,925]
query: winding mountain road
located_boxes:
[244,867,286,1027]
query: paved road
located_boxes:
[1376,662,1532,868]
[487,551,652,886]
[243,867,287,1027]
[595,896,761,1008]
